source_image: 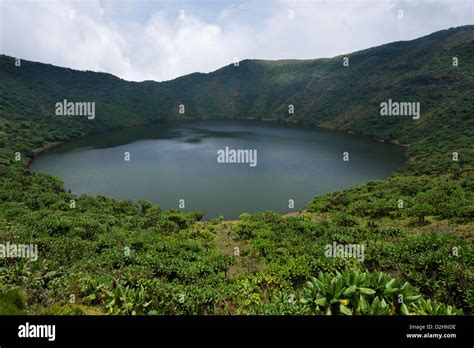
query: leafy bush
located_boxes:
[299,269,461,315]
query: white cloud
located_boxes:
[0,0,472,82]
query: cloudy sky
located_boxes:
[0,0,472,81]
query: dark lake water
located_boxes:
[30,120,406,219]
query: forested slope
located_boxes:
[1,26,473,174]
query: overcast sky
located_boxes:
[0,0,473,82]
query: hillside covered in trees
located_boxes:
[0,26,472,315]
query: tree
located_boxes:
[409,203,433,223]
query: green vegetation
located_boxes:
[0,26,472,315]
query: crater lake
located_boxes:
[30,120,406,219]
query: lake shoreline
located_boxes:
[27,117,411,168]
[29,119,409,220]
